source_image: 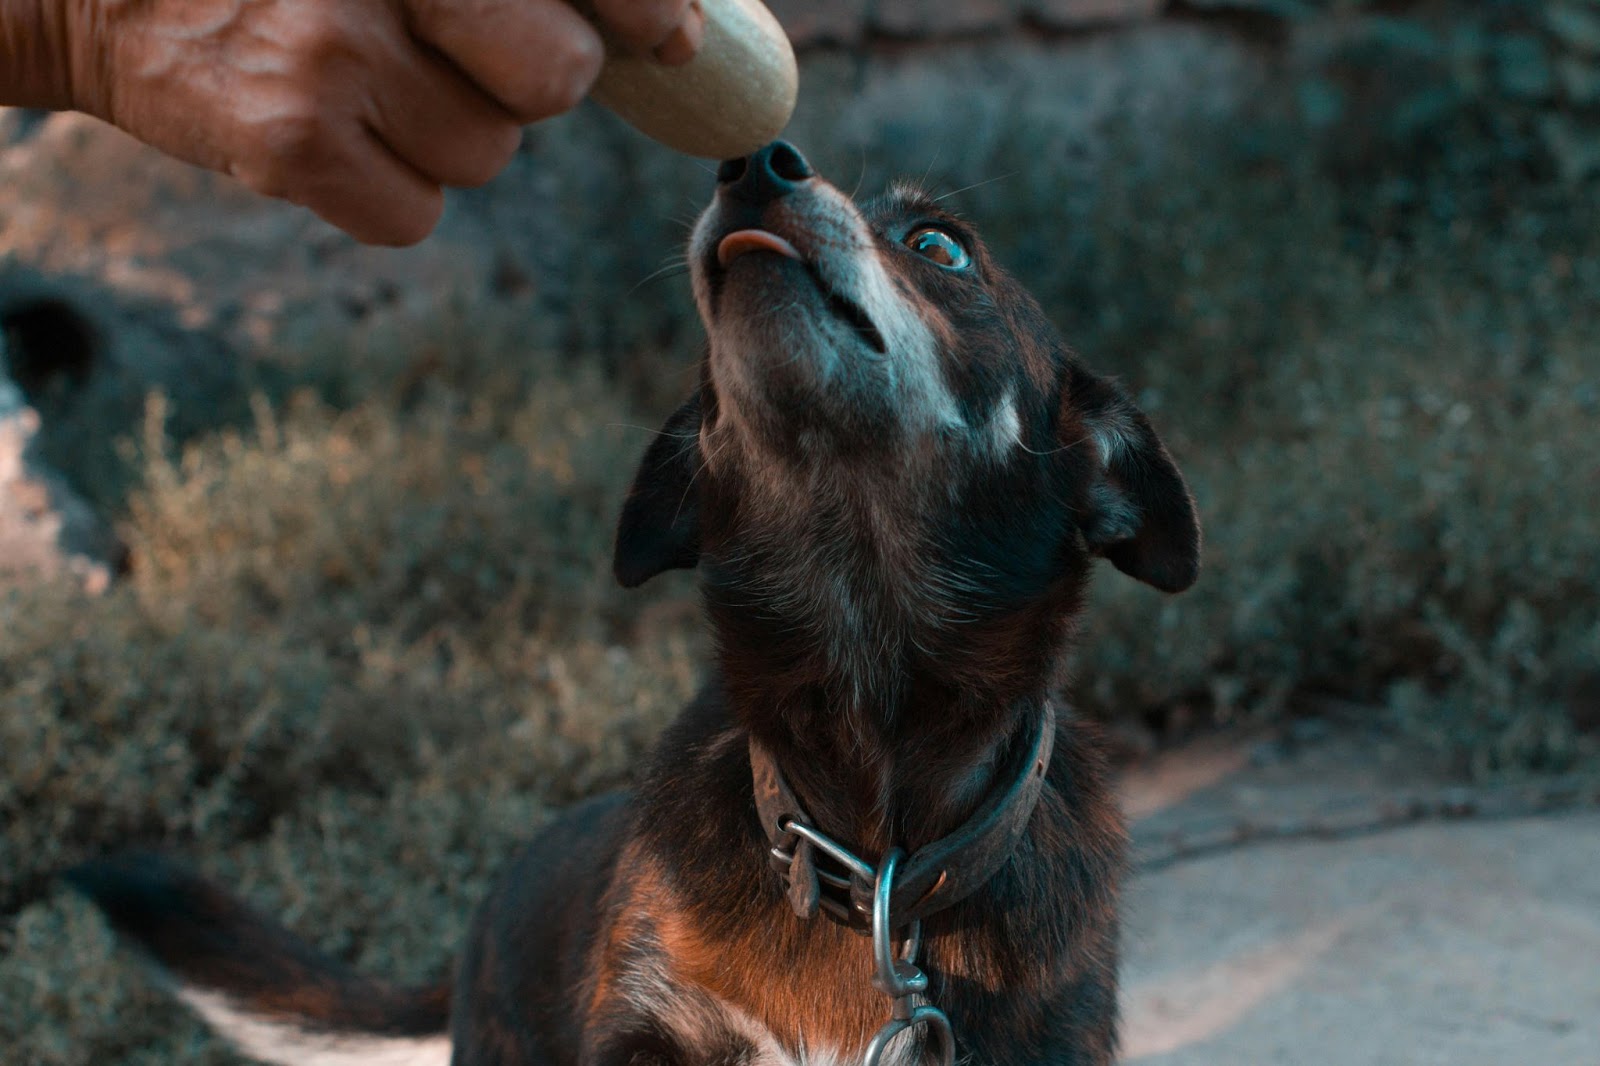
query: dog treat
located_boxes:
[589,0,798,159]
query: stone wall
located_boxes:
[767,0,1164,46]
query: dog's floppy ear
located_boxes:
[1068,371,1201,594]
[614,392,704,588]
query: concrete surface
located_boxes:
[1118,732,1600,1065]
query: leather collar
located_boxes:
[749,701,1057,931]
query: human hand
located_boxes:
[3,0,703,245]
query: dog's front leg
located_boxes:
[581,1014,756,1066]
[588,1024,688,1062]
[580,936,757,1066]
[580,1024,694,1066]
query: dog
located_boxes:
[69,140,1200,1065]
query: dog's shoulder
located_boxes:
[452,791,634,1064]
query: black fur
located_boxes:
[614,395,705,588]
[65,854,449,1037]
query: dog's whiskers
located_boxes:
[629,261,692,296]
[919,143,945,191]
[608,422,700,440]
[932,171,1018,203]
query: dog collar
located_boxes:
[749,700,1056,931]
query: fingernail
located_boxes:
[653,2,704,66]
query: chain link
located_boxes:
[772,822,957,1066]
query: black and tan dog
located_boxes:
[69,141,1200,1065]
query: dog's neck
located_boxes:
[707,582,1058,859]
[736,684,1048,865]
[696,444,1081,857]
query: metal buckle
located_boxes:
[784,820,876,883]
[769,817,875,926]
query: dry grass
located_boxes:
[1,315,700,1063]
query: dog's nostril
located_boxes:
[720,141,815,206]
[767,141,813,182]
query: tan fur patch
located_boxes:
[591,847,884,1059]
[656,895,883,1057]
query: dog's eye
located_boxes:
[905,227,970,270]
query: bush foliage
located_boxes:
[1,321,700,1063]
[3,13,1598,1062]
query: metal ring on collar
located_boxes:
[864,849,955,1066]
[870,850,925,999]
[864,1007,956,1066]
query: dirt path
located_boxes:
[1118,731,1600,1065]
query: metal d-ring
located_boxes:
[864,849,956,1066]
[864,1007,956,1066]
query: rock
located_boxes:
[763,0,1169,44]
[0,108,49,147]
[765,0,869,46]
[0,259,245,590]
[0,112,514,359]
[0,366,115,592]
[1548,2,1600,57]
[0,263,246,514]
[1025,0,1165,30]
[1539,114,1600,184]
[1557,55,1600,105]
[870,0,1015,38]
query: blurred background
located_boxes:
[2,1,1597,1062]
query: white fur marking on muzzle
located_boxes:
[987,393,1022,455]
[690,184,966,442]
[810,186,962,435]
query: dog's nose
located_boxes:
[716,141,815,204]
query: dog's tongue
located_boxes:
[717,229,801,267]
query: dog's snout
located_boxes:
[717,141,815,205]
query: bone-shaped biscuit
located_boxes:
[587,0,798,159]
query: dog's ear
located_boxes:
[614,393,704,588]
[1067,371,1201,593]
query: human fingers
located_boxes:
[590,0,702,61]
[232,112,445,246]
[406,0,604,123]
[650,1,705,66]
[368,43,523,188]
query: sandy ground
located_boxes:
[1118,732,1600,1065]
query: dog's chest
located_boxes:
[678,994,922,1066]
[610,928,922,1066]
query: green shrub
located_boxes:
[0,322,699,1063]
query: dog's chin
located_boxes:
[717,249,887,352]
[710,264,899,432]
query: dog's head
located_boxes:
[615,142,1199,710]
